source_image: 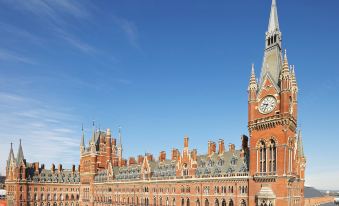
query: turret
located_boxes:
[105,128,112,164]
[80,125,85,154]
[117,127,123,166]
[291,66,298,119]
[280,50,292,114]
[248,64,258,122]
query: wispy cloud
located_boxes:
[1,0,89,25]
[56,29,97,55]
[0,48,35,64]
[0,92,81,175]
[114,17,141,49]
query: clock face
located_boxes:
[259,96,277,114]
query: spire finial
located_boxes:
[268,0,280,33]
[80,124,85,148]
[248,64,258,91]
[118,126,122,146]
[284,49,287,59]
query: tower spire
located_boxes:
[268,0,280,33]
[80,124,85,152]
[7,142,15,167]
[16,139,24,165]
[297,130,304,158]
[259,0,283,87]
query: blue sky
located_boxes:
[0,0,338,190]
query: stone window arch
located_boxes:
[259,140,267,174]
[214,198,219,206]
[268,139,277,173]
[228,199,233,206]
[205,199,209,206]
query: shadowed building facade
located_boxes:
[5,0,306,205]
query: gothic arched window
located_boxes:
[228,199,234,206]
[259,141,267,174]
[269,139,277,174]
[205,199,209,206]
[215,199,219,206]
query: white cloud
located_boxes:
[113,17,140,49]
[0,92,81,175]
[0,49,35,64]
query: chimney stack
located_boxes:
[229,143,235,153]
[159,151,166,162]
[218,139,225,155]
[137,155,144,164]
[129,157,136,165]
[208,141,216,156]
[34,162,39,172]
[191,149,197,161]
[171,148,180,161]
[184,136,189,148]
[72,165,76,173]
[146,153,153,161]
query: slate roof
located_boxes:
[94,149,249,182]
[25,167,80,184]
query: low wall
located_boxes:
[305,196,334,206]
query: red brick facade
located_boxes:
[5,1,306,206]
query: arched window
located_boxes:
[228,199,234,206]
[205,199,209,206]
[196,199,200,206]
[259,141,267,174]
[183,163,189,176]
[187,198,190,206]
[182,198,185,206]
[269,139,277,173]
[215,199,219,206]
[240,199,246,206]
[222,199,226,206]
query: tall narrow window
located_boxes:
[259,141,267,174]
[269,140,277,174]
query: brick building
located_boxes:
[5,0,306,205]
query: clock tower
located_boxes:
[247,0,306,205]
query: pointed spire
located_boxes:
[260,0,282,87]
[268,0,280,33]
[118,126,122,147]
[90,120,96,144]
[80,124,85,149]
[248,64,258,91]
[291,65,298,87]
[281,49,290,77]
[17,139,24,165]
[297,130,304,157]
[7,142,15,167]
